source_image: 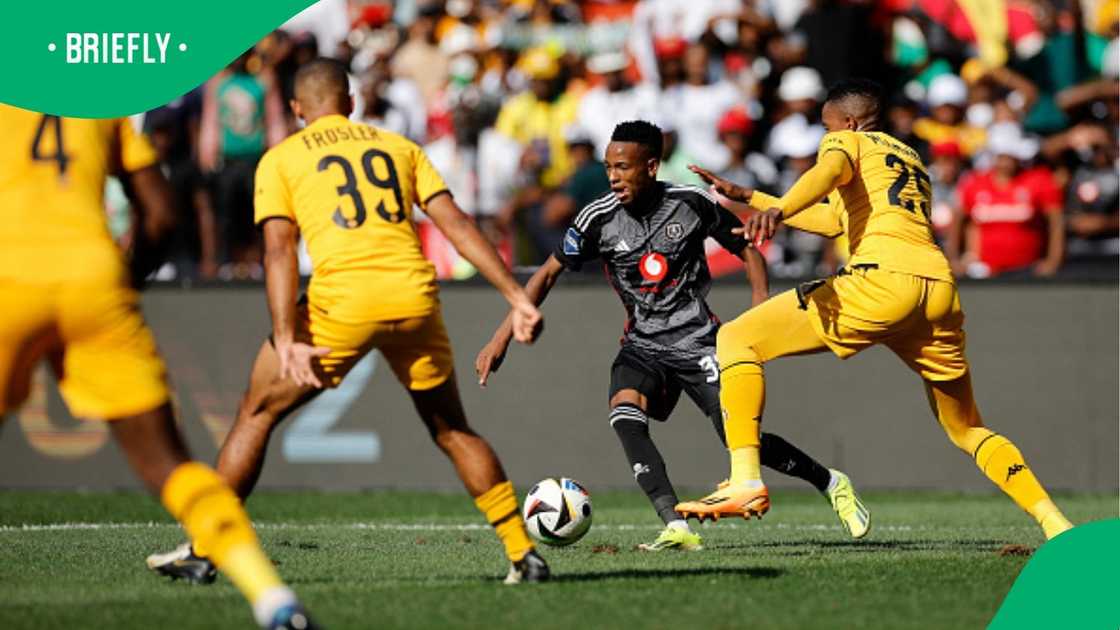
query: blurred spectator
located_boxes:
[528,125,611,258]
[577,52,660,156]
[716,107,777,191]
[886,97,930,161]
[495,48,581,189]
[198,50,286,278]
[282,0,351,60]
[657,117,705,186]
[766,66,824,161]
[787,0,886,87]
[928,140,967,254]
[1059,125,1120,260]
[356,61,427,141]
[956,124,1064,278]
[914,74,987,157]
[662,44,742,171]
[391,5,450,107]
[144,89,219,280]
[629,0,741,83]
[767,120,829,277]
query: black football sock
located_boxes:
[610,404,680,525]
[760,432,832,493]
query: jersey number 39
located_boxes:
[318,148,404,229]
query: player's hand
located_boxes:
[688,164,752,202]
[475,338,511,387]
[735,207,784,246]
[509,299,544,345]
[1032,259,1061,278]
[275,339,331,389]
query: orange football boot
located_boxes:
[675,482,770,522]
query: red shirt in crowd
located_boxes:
[958,167,1061,274]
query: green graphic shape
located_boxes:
[989,518,1120,629]
[0,0,315,117]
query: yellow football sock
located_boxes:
[729,447,761,486]
[475,481,534,563]
[161,462,284,603]
[973,434,1072,538]
[721,363,764,485]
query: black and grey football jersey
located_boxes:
[553,182,750,357]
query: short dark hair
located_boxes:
[610,120,663,159]
[294,58,350,108]
[824,78,884,122]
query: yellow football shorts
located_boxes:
[0,279,170,419]
[720,267,968,382]
[296,300,454,391]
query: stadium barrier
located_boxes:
[1,281,1116,492]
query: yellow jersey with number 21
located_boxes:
[254,114,450,323]
[818,130,953,282]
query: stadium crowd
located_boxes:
[132,0,1120,281]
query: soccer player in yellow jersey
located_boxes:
[146,59,550,583]
[0,105,318,629]
[676,79,1074,541]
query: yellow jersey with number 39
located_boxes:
[0,104,157,283]
[254,114,450,323]
[818,130,953,282]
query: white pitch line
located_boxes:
[0,521,921,533]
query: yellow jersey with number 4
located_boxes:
[818,130,953,282]
[255,114,450,322]
[0,104,157,283]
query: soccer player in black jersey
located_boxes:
[476,121,870,549]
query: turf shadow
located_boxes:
[552,566,783,583]
[712,539,1013,554]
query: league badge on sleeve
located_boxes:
[563,227,583,256]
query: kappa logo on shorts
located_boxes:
[665,221,684,241]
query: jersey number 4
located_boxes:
[884,154,931,218]
[318,148,405,229]
[31,114,71,177]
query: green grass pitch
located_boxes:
[0,490,1113,629]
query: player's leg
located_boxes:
[216,339,321,500]
[900,279,1073,540]
[149,323,324,579]
[679,354,871,538]
[408,377,548,581]
[758,433,871,538]
[149,340,318,577]
[56,285,316,628]
[678,288,830,519]
[925,376,1072,539]
[110,406,315,628]
[0,280,56,416]
[608,348,688,525]
[389,312,546,582]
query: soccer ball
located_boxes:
[522,477,592,546]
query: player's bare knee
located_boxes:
[609,390,644,410]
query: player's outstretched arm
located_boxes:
[262,218,330,388]
[741,245,770,307]
[688,164,753,203]
[425,192,543,345]
[124,165,178,287]
[743,150,852,244]
[475,256,566,387]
